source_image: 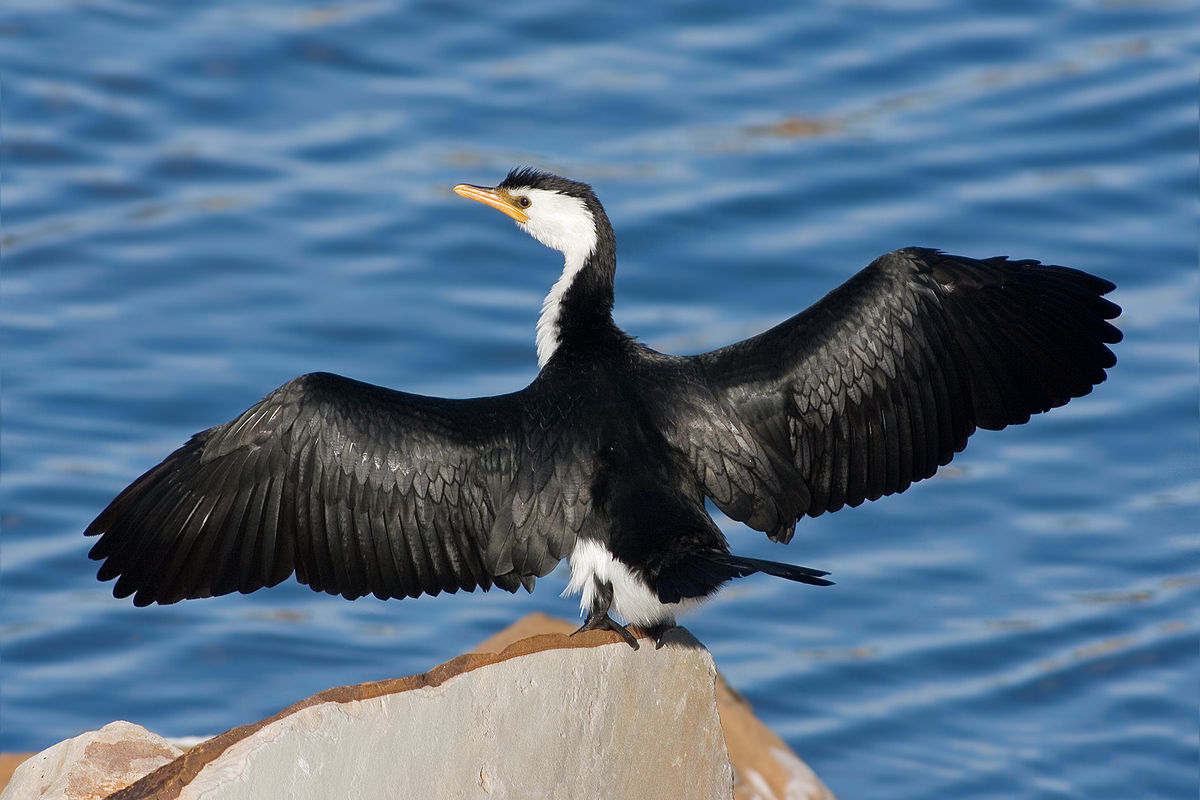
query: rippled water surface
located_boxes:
[3,3,1197,797]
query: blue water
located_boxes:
[3,3,1197,797]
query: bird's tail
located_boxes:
[706,553,834,587]
[655,552,832,604]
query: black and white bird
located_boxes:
[87,168,1121,648]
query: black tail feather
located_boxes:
[707,553,834,586]
[656,551,833,604]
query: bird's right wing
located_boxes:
[86,372,533,605]
[682,248,1121,542]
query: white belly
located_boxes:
[562,539,705,626]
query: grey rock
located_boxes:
[122,626,732,800]
[0,720,182,800]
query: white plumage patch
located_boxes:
[563,539,704,626]
[505,187,599,367]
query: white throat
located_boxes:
[512,188,598,368]
[535,250,589,367]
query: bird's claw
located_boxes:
[573,612,640,649]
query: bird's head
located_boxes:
[454,168,606,266]
[454,168,618,367]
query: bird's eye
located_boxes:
[516,196,532,208]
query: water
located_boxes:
[3,2,1197,798]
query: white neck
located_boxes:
[513,188,599,368]
[535,249,589,367]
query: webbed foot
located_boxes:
[642,621,679,650]
[574,611,640,649]
[572,577,640,648]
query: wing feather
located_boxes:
[684,247,1121,534]
[86,371,535,605]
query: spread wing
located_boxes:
[86,371,539,605]
[681,247,1122,542]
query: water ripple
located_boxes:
[2,3,1196,798]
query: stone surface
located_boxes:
[475,614,836,800]
[113,624,731,799]
[716,677,836,800]
[0,720,182,800]
[3,615,836,800]
[0,757,33,796]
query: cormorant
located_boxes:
[87,168,1121,648]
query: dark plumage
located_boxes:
[87,169,1121,646]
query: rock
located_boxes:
[716,676,836,800]
[113,624,732,799]
[0,720,182,800]
[473,614,836,800]
[3,615,836,800]
[0,756,33,796]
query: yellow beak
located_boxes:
[453,184,530,224]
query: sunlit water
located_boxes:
[3,3,1197,798]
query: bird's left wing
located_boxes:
[86,372,529,605]
[672,248,1121,543]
